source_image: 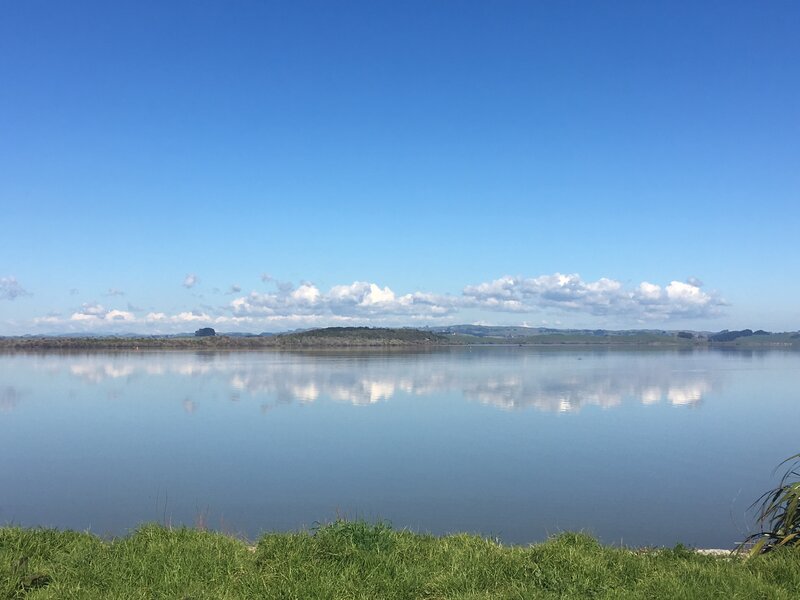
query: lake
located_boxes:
[1,347,799,548]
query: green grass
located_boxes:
[2,522,800,599]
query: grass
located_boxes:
[2,521,800,599]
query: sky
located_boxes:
[1,0,798,334]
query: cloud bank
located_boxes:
[231,281,456,319]
[462,274,725,319]
[228,273,724,322]
[22,272,726,333]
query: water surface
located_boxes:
[2,347,798,547]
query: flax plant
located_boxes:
[743,453,800,556]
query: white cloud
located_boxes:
[173,311,211,322]
[32,315,62,325]
[70,313,96,322]
[462,273,725,320]
[106,309,135,321]
[71,303,106,318]
[291,283,321,305]
[356,283,395,305]
[69,303,135,322]
[328,282,398,308]
[231,280,457,319]
[638,282,662,301]
[666,281,706,303]
[1,276,30,300]
[183,274,198,288]
[145,311,214,323]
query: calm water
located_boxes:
[2,347,799,548]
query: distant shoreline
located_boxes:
[1,326,797,350]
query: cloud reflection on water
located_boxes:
[36,350,719,414]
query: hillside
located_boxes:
[274,327,446,347]
[431,325,800,347]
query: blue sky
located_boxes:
[1,1,798,334]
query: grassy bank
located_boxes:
[2,522,799,599]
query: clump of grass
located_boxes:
[742,453,800,556]
[2,520,800,598]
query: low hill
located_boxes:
[430,324,681,338]
[429,325,695,346]
[275,327,446,347]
